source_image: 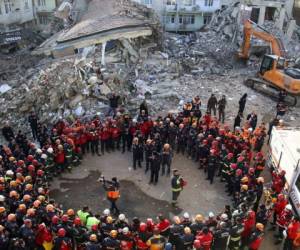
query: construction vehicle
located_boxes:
[268,126,300,214]
[238,19,300,106]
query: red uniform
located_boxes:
[55,151,65,164]
[242,212,256,239]
[277,209,293,229]
[196,231,213,250]
[157,219,170,235]
[274,199,288,216]
[110,126,121,139]
[100,128,111,141]
[287,220,300,240]
[249,231,264,250]
[135,235,148,250]
[272,172,285,194]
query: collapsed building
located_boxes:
[1,0,300,134]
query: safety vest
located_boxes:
[107,190,120,200]
[86,216,100,230]
[77,210,90,225]
[171,177,182,192]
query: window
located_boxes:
[142,0,152,4]
[179,15,195,24]
[38,0,46,6]
[183,0,195,6]
[167,0,176,5]
[38,15,49,25]
[4,0,12,14]
[165,15,175,24]
[204,0,213,6]
[24,0,29,9]
[203,14,212,24]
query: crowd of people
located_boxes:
[0,92,298,250]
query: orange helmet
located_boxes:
[67,209,75,216]
[7,213,16,221]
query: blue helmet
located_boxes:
[165,243,172,250]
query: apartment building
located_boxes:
[33,0,58,28]
[134,0,220,32]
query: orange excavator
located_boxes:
[238,19,300,106]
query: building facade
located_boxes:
[294,0,300,24]
[0,0,35,30]
[134,0,221,32]
[33,0,58,28]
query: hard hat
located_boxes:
[241,177,248,183]
[165,243,173,250]
[37,170,44,176]
[17,160,24,166]
[89,234,97,242]
[248,128,253,132]
[27,208,35,216]
[46,204,54,212]
[106,216,113,224]
[118,214,126,221]
[61,214,69,222]
[67,209,75,216]
[183,212,190,219]
[23,194,31,201]
[38,223,46,230]
[122,227,129,234]
[208,212,214,218]
[18,204,26,210]
[41,154,47,159]
[9,190,18,198]
[52,215,59,224]
[248,168,255,174]
[32,159,39,166]
[74,217,81,226]
[236,169,242,176]
[173,216,181,224]
[221,213,228,221]
[91,224,98,231]
[9,156,15,162]
[24,219,32,225]
[278,194,285,200]
[0,195,5,202]
[27,165,35,172]
[58,228,66,237]
[38,195,45,202]
[195,214,204,222]
[24,176,32,182]
[256,223,264,231]
[36,149,43,154]
[286,204,292,211]
[6,170,14,176]
[103,209,110,216]
[0,207,6,213]
[47,147,54,154]
[257,177,264,183]
[25,184,32,190]
[33,200,41,208]
[194,239,201,248]
[110,230,118,238]
[237,156,244,162]
[228,153,234,158]
[230,163,237,170]
[184,227,191,234]
[27,155,34,161]
[241,185,248,191]
[139,222,147,232]
[7,213,16,221]
[9,181,17,187]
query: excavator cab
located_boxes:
[259,55,286,75]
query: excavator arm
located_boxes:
[238,20,283,59]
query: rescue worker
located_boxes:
[103,177,120,215]
[149,151,161,185]
[145,139,154,173]
[53,228,73,250]
[132,137,143,170]
[238,94,247,116]
[156,214,170,237]
[206,149,218,184]
[275,204,294,244]
[228,216,244,250]
[169,216,184,248]
[28,111,38,140]
[89,124,101,156]
[135,222,151,250]
[85,234,102,250]
[213,221,230,250]
[77,206,91,226]
[103,230,120,249]
[248,223,264,250]
[283,216,300,250]
[217,95,227,123]
[161,144,172,176]
[171,170,184,206]
[146,227,166,250]
[119,227,135,250]
[207,94,218,116]
[179,227,194,250]
[195,227,213,250]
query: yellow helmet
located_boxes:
[256,223,264,231]
[89,234,97,241]
[110,230,118,238]
[195,214,204,222]
[241,176,248,183]
[106,216,113,224]
[184,227,191,234]
[241,185,248,191]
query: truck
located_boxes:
[268,126,300,214]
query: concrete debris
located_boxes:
[0,84,11,94]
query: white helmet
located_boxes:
[248,128,253,132]
[119,214,126,221]
[122,227,129,234]
[41,154,47,159]
[47,147,54,154]
[132,119,137,123]
[221,213,228,221]
[36,149,43,154]
[208,212,214,218]
[183,212,190,219]
[0,195,5,202]
[6,170,14,176]
[286,204,292,211]
[103,209,110,216]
